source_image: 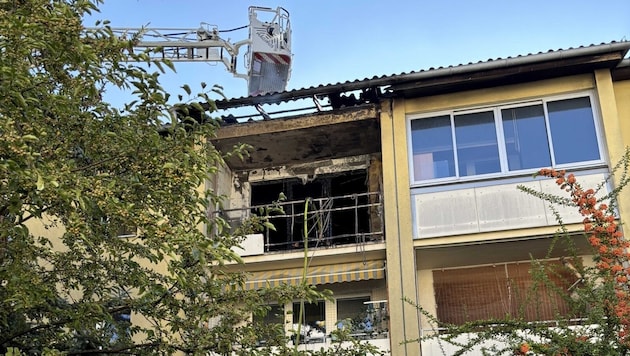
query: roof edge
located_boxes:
[214,41,630,110]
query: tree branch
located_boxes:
[70,155,126,173]
[66,342,162,355]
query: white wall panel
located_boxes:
[476,181,547,232]
[414,189,478,238]
[412,173,609,239]
[232,233,264,256]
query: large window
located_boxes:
[409,94,602,184]
[433,261,579,325]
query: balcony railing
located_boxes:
[221,191,383,252]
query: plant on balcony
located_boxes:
[408,148,630,355]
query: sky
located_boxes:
[87,0,630,115]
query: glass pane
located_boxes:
[293,301,326,342]
[548,97,600,164]
[293,301,325,327]
[337,297,370,322]
[501,105,551,170]
[454,111,500,176]
[254,305,284,325]
[410,116,455,180]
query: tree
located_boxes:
[410,149,630,355]
[0,0,290,354]
[0,1,390,355]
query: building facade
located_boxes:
[212,41,630,355]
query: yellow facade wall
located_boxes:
[380,73,630,355]
[404,74,595,115]
[595,70,630,237]
[380,98,421,356]
[613,78,630,146]
[613,77,630,225]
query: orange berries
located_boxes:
[519,342,530,354]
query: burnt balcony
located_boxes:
[222,191,383,253]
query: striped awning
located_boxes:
[244,260,385,290]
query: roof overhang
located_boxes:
[213,42,630,110]
[209,42,630,172]
[389,49,629,97]
[612,58,630,81]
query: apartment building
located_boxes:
[211,41,630,355]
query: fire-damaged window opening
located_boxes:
[250,170,383,252]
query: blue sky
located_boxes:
[88,1,630,112]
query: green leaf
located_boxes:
[22,134,39,143]
[191,101,204,112]
[263,221,276,231]
[182,84,191,95]
[36,174,45,191]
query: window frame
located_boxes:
[407,91,605,187]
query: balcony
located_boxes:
[222,191,383,254]
[411,171,609,239]
[253,300,390,353]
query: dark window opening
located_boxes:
[250,170,380,252]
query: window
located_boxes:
[293,301,325,328]
[337,297,371,326]
[292,301,326,343]
[116,224,136,238]
[454,111,501,176]
[433,261,579,325]
[502,104,551,170]
[409,94,602,184]
[256,304,284,325]
[335,297,389,339]
[253,304,285,345]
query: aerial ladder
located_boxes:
[107,6,292,97]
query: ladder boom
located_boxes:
[93,6,292,96]
[110,25,239,71]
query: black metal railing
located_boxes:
[221,191,383,252]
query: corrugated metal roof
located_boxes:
[214,41,630,110]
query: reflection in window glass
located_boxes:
[408,94,602,184]
[548,97,600,164]
[454,111,501,176]
[410,116,455,180]
[501,105,551,170]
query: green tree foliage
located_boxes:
[0,0,294,354]
[0,1,390,355]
